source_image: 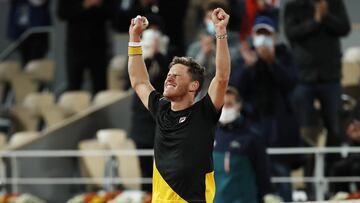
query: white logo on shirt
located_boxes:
[179,116,187,123]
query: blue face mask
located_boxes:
[206,21,215,35]
[253,35,274,48]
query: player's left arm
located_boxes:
[208,8,230,111]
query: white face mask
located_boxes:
[206,20,216,35]
[142,29,161,58]
[219,107,239,124]
[253,35,274,48]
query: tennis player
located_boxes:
[128,8,230,202]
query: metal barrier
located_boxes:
[0,147,360,201]
[268,147,360,201]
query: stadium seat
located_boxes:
[0,132,7,149]
[10,92,55,131]
[96,129,141,190]
[79,129,141,190]
[107,55,127,90]
[10,73,38,104]
[23,92,55,116]
[114,138,141,190]
[24,59,55,88]
[58,91,91,116]
[93,90,126,106]
[342,47,360,98]
[41,91,91,127]
[342,62,360,87]
[10,105,38,131]
[96,129,127,148]
[0,61,21,103]
[8,131,39,148]
[78,139,107,188]
[0,61,21,83]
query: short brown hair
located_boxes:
[169,56,205,96]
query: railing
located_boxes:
[0,26,53,61]
[1,147,360,201]
[269,147,360,201]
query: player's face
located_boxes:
[224,94,241,110]
[163,64,192,100]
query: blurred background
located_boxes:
[0,0,360,202]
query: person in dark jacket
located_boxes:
[158,0,188,57]
[7,0,51,65]
[57,0,117,94]
[330,100,360,195]
[284,0,351,173]
[214,87,272,203]
[230,16,301,202]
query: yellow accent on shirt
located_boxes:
[152,162,216,203]
[152,163,187,203]
[205,171,215,203]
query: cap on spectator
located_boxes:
[253,16,275,33]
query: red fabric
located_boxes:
[240,0,258,41]
[240,0,278,41]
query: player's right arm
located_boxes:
[128,16,155,109]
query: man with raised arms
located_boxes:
[127,8,230,202]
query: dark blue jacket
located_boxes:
[214,116,272,199]
[7,0,51,40]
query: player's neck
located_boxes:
[170,97,194,111]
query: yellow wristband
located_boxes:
[128,46,142,55]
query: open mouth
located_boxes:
[165,83,176,88]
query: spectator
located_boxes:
[125,28,169,192]
[57,0,117,94]
[231,16,301,201]
[187,30,215,99]
[284,0,351,176]
[213,87,272,203]
[141,17,169,57]
[114,0,161,33]
[158,0,189,57]
[187,1,240,99]
[7,0,51,65]
[202,1,240,54]
[240,0,279,42]
[330,101,360,195]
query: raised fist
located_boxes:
[211,8,230,35]
[129,15,149,39]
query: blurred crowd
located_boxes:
[2,0,360,202]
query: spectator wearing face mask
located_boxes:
[240,0,279,43]
[230,16,301,202]
[202,1,240,56]
[187,1,242,99]
[187,30,216,99]
[213,87,272,203]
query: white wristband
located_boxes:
[128,41,142,47]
